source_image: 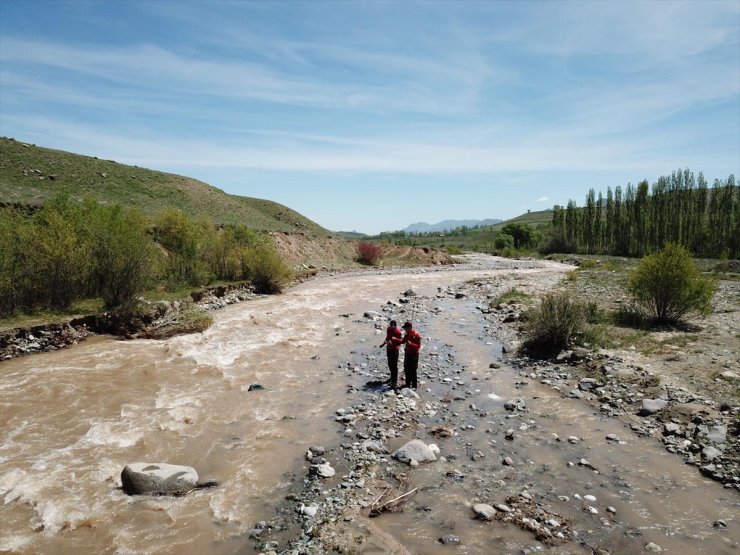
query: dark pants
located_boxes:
[386,348,399,386]
[403,351,419,389]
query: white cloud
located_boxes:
[536,196,549,203]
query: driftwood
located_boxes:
[369,486,418,517]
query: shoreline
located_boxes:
[250,264,739,554]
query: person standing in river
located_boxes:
[379,320,403,388]
[401,321,421,389]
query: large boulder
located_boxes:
[121,463,198,496]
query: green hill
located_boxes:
[0,137,326,234]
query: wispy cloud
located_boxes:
[536,196,549,203]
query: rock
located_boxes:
[472,503,496,520]
[702,446,722,462]
[494,503,512,513]
[639,398,668,416]
[403,289,417,297]
[504,398,526,411]
[663,423,682,436]
[393,439,438,465]
[300,504,318,517]
[247,383,264,391]
[439,534,460,545]
[719,371,739,381]
[699,425,727,444]
[605,433,620,442]
[120,462,198,496]
[579,378,599,391]
[309,463,336,478]
[502,456,514,466]
[361,439,386,453]
[645,542,663,552]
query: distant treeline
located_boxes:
[0,195,291,318]
[547,170,738,258]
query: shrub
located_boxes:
[154,209,212,286]
[627,243,716,325]
[357,241,382,264]
[86,204,155,311]
[523,292,586,357]
[494,233,515,251]
[29,202,93,309]
[244,243,292,294]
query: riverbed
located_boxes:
[0,256,736,554]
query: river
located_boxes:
[0,257,737,554]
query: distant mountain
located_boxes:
[402,218,503,234]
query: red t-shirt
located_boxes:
[386,326,403,350]
[402,329,421,354]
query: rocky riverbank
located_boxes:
[249,261,738,554]
[0,283,259,361]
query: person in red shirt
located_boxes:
[379,320,403,388]
[401,321,421,389]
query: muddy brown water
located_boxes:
[0,259,737,554]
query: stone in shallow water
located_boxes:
[120,462,198,496]
[392,439,438,465]
[472,503,496,520]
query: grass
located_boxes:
[490,287,530,305]
[0,137,327,233]
[0,298,105,332]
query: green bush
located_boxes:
[523,292,586,357]
[627,243,716,325]
[86,203,155,311]
[154,209,213,286]
[245,243,292,294]
[494,233,515,251]
[29,200,94,309]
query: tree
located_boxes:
[86,203,155,311]
[627,243,716,325]
[500,223,536,250]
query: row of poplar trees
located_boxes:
[549,169,738,258]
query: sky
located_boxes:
[1,1,738,235]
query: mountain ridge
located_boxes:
[402,218,503,234]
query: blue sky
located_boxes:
[1,0,738,234]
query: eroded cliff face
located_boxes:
[269,231,453,272]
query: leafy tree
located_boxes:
[500,222,537,250]
[28,198,93,309]
[85,203,155,311]
[627,243,716,325]
[154,209,212,286]
[494,233,515,251]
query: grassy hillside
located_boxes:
[0,137,326,234]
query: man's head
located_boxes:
[390,320,397,327]
[402,321,412,330]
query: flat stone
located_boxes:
[472,503,496,520]
[392,439,437,465]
